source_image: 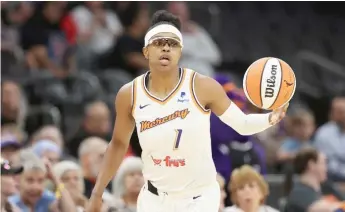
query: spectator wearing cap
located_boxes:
[1,135,22,164]
[32,139,62,165]
[1,157,23,212]
[1,124,27,144]
[53,161,87,212]
[112,156,144,212]
[8,150,76,212]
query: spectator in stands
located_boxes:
[1,81,28,129]
[1,157,23,212]
[1,2,33,77]
[20,2,75,78]
[167,2,221,77]
[78,137,112,198]
[225,165,279,212]
[254,104,288,170]
[1,124,27,144]
[1,135,22,163]
[32,140,62,165]
[285,147,344,212]
[314,96,345,182]
[217,173,227,212]
[277,109,315,165]
[9,149,76,212]
[30,125,64,149]
[72,1,122,55]
[53,161,88,212]
[68,101,112,158]
[101,2,149,77]
[112,156,144,212]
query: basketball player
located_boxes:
[86,10,288,212]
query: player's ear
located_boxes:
[143,47,149,59]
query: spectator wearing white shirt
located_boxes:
[314,96,345,182]
[72,1,122,54]
[167,2,221,77]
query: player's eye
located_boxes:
[151,38,180,48]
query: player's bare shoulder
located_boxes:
[115,82,133,114]
[193,72,231,115]
[194,73,226,103]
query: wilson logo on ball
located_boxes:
[265,65,278,98]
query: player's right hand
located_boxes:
[85,195,102,212]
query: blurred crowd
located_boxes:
[1,1,345,212]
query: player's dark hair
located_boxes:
[150,10,181,31]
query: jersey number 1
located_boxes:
[173,129,183,150]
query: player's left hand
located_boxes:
[269,103,289,125]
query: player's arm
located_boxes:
[91,83,135,197]
[195,74,287,135]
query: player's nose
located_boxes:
[162,43,170,52]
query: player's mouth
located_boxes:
[159,55,170,66]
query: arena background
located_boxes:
[1,1,345,211]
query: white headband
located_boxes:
[144,24,183,47]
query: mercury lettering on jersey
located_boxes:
[140,108,190,132]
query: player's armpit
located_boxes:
[91,83,135,197]
[193,73,231,116]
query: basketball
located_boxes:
[243,57,296,110]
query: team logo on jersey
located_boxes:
[140,108,190,132]
[177,91,189,103]
[151,155,162,166]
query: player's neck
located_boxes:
[148,66,180,93]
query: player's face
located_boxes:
[143,32,182,71]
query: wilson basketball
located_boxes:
[243,57,296,110]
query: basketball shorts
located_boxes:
[137,180,220,212]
